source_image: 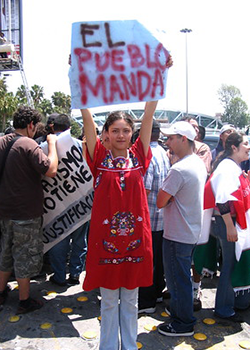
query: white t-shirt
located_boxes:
[161,153,207,244]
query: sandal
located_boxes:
[17,298,44,314]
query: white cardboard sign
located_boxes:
[69,20,170,109]
[40,130,94,252]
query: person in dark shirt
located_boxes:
[0,106,58,314]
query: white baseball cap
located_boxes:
[219,124,235,135]
[164,121,196,141]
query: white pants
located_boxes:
[99,287,138,350]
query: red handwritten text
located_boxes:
[78,69,164,105]
[74,22,169,106]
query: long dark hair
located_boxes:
[212,132,244,171]
[103,111,134,133]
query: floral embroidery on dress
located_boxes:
[103,240,119,253]
[110,211,135,237]
[113,157,129,168]
[131,153,139,167]
[95,172,102,189]
[101,153,115,168]
[101,151,139,169]
[102,212,143,254]
[126,239,141,251]
[99,256,144,265]
[119,171,125,191]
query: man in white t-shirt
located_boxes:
[157,121,207,337]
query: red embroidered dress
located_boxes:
[83,137,153,291]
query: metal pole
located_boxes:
[8,0,11,43]
[180,28,192,117]
[185,32,188,116]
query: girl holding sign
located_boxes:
[81,100,158,349]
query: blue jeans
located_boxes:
[48,221,89,283]
[213,216,236,317]
[162,238,196,332]
[99,287,138,350]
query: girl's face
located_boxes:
[233,136,250,163]
[107,119,133,154]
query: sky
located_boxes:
[5,0,250,117]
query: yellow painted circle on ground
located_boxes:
[144,324,157,331]
[239,340,250,349]
[40,323,52,329]
[8,315,20,323]
[77,296,88,302]
[137,341,143,349]
[83,330,97,339]
[97,316,101,321]
[47,291,57,296]
[161,311,170,317]
[175,345,193,350]
[203,318,216,325]
[193,333,207,341]
[61,307,73,314]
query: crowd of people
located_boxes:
[0,97,250,348]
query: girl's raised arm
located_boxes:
[139,101,158,156]
[80,109,97,160]
[139,55,173,156]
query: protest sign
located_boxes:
[69,20,170,109]
[40,130,94,252]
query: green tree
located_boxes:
[51,91,71,115]
[30,84,44,108]
[15,84,28,105]
[0,77,8,95]
[38,98,53,119]
[70,119,82,139]
[218,84,250,127]
[0,78,18,132]
[4,82,75,130]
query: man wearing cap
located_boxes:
[185,117,212,175]
[183,117,212,310]
[165,117,212,309]
[138,120,170,314]
[166,117,212,175]
[157,121,207,337]
[211,124,236,164]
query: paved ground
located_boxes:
[0,272,250,350]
